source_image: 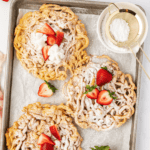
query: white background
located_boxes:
[0,0,149,150]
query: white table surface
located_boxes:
[0,0,150,149]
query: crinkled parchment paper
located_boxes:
[9,9,136,150]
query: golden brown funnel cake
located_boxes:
[63,55,136,131]
[5,102,82,150]
[14,4,89,81]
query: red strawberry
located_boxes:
[38,80,57,97]
[50,125,61,141]
[2,0,9,2]
[37,133,55,145]
[42,46,51,61]
[96,67,112,86]
[38,23,55,36]
[84,85,99,99]
[97,90,117,105]
[55,31,64,46]
[47,35,56,45]
[40,143,54,150]
[40,145,42,150]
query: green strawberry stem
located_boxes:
[108,90,117,99]
[83,85,97,94]
[44,80,58,93]
[101,66,112,75]
[101,67,107,70]
[91,145,110,150]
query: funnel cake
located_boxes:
[63,55,136,131]
[14,4,89,81]
[5,102,82,150]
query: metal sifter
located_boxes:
[105,3,150,80]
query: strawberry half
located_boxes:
[38,23,55,36]
[37,133,55,145]
[84,85,99,99]
[96,67,112,86]
[40,143,54,150]
[38,80,57,97]
[97,90,117,105]
[47,35,56,45]
[42,46,51,61]
[55,31,64,46]
[50,125,61,141]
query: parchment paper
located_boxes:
[9,9,137,150]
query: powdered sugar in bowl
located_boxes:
[97,2,148,53]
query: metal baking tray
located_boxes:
[0,0,144,149]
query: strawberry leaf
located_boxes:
[101,67,107,70]
[91,146,110,150]
[111,92,115,95]
[84,85,97,94]
[44,80,58,93]
[84,91,89,94]
[86,85,91,89]
[108,90,117,99]
[101,66,112,75]
[112,96,117,99]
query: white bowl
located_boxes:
[97,2,148,53]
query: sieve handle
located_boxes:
[108,3,119,16]
[138,43,150,63]
[129,47,150,80]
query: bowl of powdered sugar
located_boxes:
[109,18,130,43]
[97,2,148,53]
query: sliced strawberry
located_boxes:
[84,85,99,99]
[42,46,51,61]
[96,67,112,86]
[55,31,64,46]
[38,23,55,36]
[38,83,53,97]
[97,90,117,105]
[40,145,42,150]
[47,35,56,45]
[86,88,99,99]
[50,125,61,141]
[38,80,57,97]
[37,133,55,145]
[40,143,54,150]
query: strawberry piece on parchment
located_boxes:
[38,80,57,97]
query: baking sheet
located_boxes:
[8,8,137,150]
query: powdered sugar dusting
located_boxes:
[110,18,130,42]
